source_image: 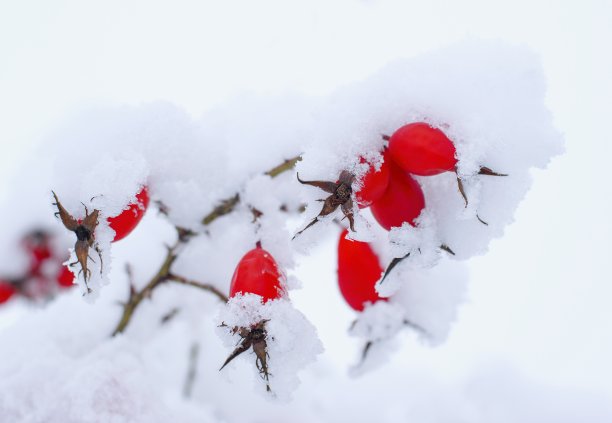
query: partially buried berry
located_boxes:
[337,229,386,311]
[220,242,286,392]
[370,162,425,231]
[355,155,391,208]
[387,122,458,176]
[108,186,149,242]
[56,265,75,288]
[386,122,507,220]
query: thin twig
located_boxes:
[112,231,227,336]
[201,194,241,226]
[264,156,302,178]
[167,273,228,303]
[183,342,200,399]
[379,244,455,284]
[201,155,301,225]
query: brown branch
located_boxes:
[112,231,228,336]
[264,156,302,178]
[201,193,240,226]
[201,155,302,226]
[166,273,228,303]
[112,241,180,336]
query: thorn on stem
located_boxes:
[439,244,455,255]
[479,166,508,177]
[476,214,489,226]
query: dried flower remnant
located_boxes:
[51,191,102,293]
[219,320,272,392]
[293,170,356,239]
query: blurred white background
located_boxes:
[1,0,611,420]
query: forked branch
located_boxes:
[112,229,224,336]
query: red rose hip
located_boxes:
[388,122,457,176]
[355,155,391,208]
[56,265,75,288]
[229,243,285,302]
[337,229,385,311]
[108,186,150,242]
[370,163,425,230]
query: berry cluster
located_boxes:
[44,125,505,393]
[0,230,74,305]
[335,122,506,308]
[216,122,508,389]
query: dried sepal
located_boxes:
[219,320,272,392]
[454,166,507,225]
[51,191,103,293]
[293,171,356,239]
[52,191,78,231]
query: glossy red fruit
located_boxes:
[388,122,457,176]
[0,281,17,304]
[355,155,391,208]
[56,265,75,288]
[337,229,385,311]
[108,186,149,242]
[370,163,425,230]
[229,244,285,302]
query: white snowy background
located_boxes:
[1,0,611,422]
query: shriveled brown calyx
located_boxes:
[52,191,103,293]
[219,320,272,392]
[293,170,356,239]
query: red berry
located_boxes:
[370,162,425,230]
[337,229,385,311]
[229,244,285,302]
[388,122,457,176]
[56,265,75,288]
[0,281,16,304]
[355,155,391,208]
[30,249,51,275]
[108,186,150,242]
[21,230,53,275]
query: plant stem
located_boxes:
[112,242,180,336]
[167,273,228,303]
[264,156,302,178]
[201,155,301,225]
